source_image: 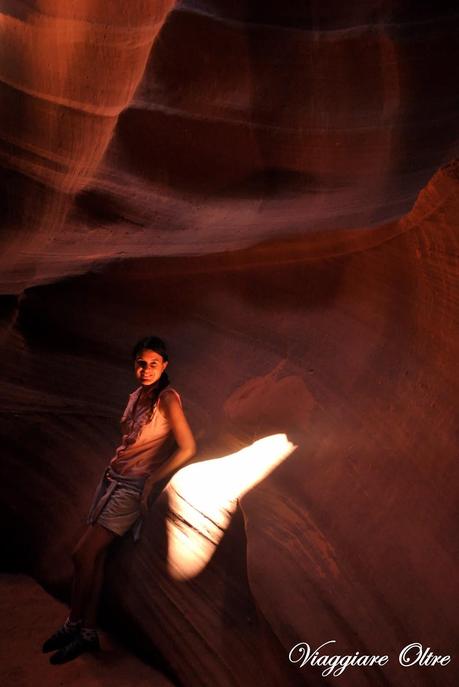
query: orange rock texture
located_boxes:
[1,3,458,686]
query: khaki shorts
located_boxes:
[86,466,147,540]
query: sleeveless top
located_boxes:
[109,386,181,478]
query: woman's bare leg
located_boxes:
[83,548,108,627]
[69,524,117,623]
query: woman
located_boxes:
[42,336,196,664]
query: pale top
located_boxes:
[110,385,181,477]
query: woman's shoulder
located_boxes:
[158,387,182,406]
[159,386,181,401]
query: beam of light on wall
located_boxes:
[165,434,297,580]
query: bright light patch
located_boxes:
[166,434,296,580]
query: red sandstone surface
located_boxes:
[1,2,458,686]
[0,573,174,687]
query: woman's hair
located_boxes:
[132,336,170,418]
[132,336,169,362]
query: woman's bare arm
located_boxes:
[140,391,196,514]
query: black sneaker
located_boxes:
[49,632,100,665]
[42,622,81,653]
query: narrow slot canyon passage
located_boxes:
[1,3,458,686]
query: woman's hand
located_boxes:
[140,489,151,518]
[140,477,157,518]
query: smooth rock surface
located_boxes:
[1,3,459,291]
[0,573,174,687]
[1,2,459,686]
[1,163,459,686]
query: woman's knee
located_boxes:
[71,540,101,569]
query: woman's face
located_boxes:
[134,348,168,387]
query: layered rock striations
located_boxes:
[1,2,459,686]
[2,163,459,686]
[1,2,459,291]
[0,0,175,289]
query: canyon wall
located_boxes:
[1,3,458,685]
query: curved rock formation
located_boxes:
[1,2,459,686]
[1,2,459,292]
